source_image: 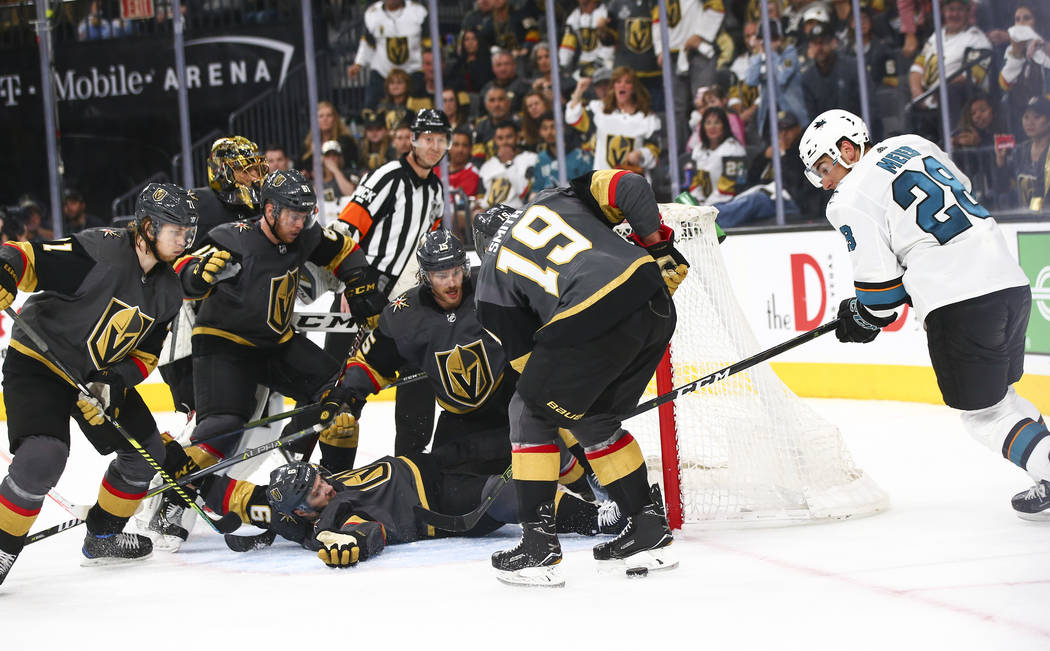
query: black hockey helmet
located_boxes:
[416,229,469,286]
[267,462,321,516]
[135,182,199,247]
[410,108,452,140]
[472,203,517,257]
[261,169,317,223]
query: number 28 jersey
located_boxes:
[826,134,1029,321]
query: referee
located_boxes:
[330,108,452,455]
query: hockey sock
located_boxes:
[1003,418,1050,480]
[557,428,596,475]
[602,466,652,516]
[511,442,561,520]
[87,464,150,535]
[0,477,42,556]
[552,492,599,535]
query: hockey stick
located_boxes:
[4,308,241,535]
[145,424,323,498]
[187,401,321,449]
[224,529,276,552]
[414,319,842,532]
[293,312,361,332]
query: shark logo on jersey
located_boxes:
[88,298,156,370]
[387,37,409,65]
[267,267,300,334]
[606,135,634,168]
[625,18,652,53]
[435,339,495,409]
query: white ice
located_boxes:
[2,399,1049,650]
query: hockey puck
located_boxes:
[626,567,648,578]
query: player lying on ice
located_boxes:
[196,456,625,567]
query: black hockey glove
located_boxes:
[184,250,240,296]
[835,298,896,344]
[342,266,386,328]
[644,227,690,296]
[0,259,19,311]
[76,370,128,426]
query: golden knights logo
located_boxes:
[578,27,598,53]
[267,267,300,334]
[434,339,495,409]
[625,18,652,53]
[87,298,155,370]
[606,134,635,168]
[387,37,409,65]
[152,187,168,202]
[667,0,681,27]
[486,178,513,206]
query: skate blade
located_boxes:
[1016,510,1050,522]
[152,534,186,553]
[596,547,678,576]
[80,551,153,567]
[495,566,565,588]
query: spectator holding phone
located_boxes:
[996,95,1050,212]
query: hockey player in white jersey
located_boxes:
[799,109,1049,520]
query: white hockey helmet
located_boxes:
[799,109,871,188]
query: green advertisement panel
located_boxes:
[1018,231,1050,355]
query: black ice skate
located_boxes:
[597,500,628,535]
[147,493,190,551]
[1012,480,1050,521]
[0,548,18,586]
[82,531,153,566]
[492,502,564,587]
[593,485,677,575]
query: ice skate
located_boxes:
[146,492,191,551]
[1012,480,1050,521]
[593,485,677,575]
[492,502,564,588]
[81,531,153,566]
[0,549,18,585]
[596,500,628,535]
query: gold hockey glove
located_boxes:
[316,530,361,567]
[645,232,690,296]
[76,395,106,426]
[186,250,239,295]
[0,260,18,311]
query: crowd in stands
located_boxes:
[4,0,1050,232]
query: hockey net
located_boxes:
[624,203,889,528]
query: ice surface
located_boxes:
[2,399,1049,649]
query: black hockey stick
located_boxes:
[25,517,84,545]
[5,308,241,535]
[413,319,842,532]
[224,530,277,552]
[145,423,323,498]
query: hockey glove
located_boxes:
[185,250,240,295]
[342,266,387,328]
[835,298,897,344]
[643,226,690,296]
[76,371,128,426]
[316,530,365,567]
[0,260,18,311]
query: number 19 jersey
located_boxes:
[826,134,1029,321]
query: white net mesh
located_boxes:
[623,204,889,526]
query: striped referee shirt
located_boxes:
[337,153,444,292]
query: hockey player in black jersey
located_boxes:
[197,457,622,567]
[0,183,198,585]
[161,135,270,412]
[318,230,598,497]
[147,170,387,540]
[474,171,690,586]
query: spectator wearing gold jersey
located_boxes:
[565,67,661,180]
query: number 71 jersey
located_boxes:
[826,134,1028,321]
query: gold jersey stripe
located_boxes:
[6,241,38,292]
[399,456,435,538]
[539,255,654,332]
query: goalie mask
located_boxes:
[267,462,323,516]
[472,203,517,257]
[416,229,469,287]
[799,109,870,188]
[135,182,199,257]
[207,136,269,210]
